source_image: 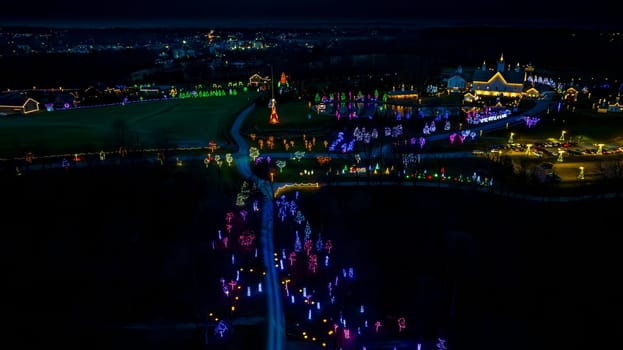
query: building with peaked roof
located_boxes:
[607,101,623,113]
[471,53,525,98]
[248,73,270,87]
[0,92,41,116]
[524,87,541,99]
[446,65,468,94]
[597,94,623,113]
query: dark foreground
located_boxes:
[2,163,621,350]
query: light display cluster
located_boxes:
[272,191,419,349]
[201,181,266,344]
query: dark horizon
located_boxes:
[1,17,619,32]
[3,0,617,30]
[0,0,622,29]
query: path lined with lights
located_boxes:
[223,95,613,350]
[6,95,612,349]
[230,103,286,350]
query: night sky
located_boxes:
[1,0,617,28]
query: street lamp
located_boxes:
[559,130,566,142]
[508,132,514,144]
[270,64,275,103]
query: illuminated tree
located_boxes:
[275,160,286,173]
[235,182,251,207]
[307,253,318,273]
[269,101,280,125]
[294,231,303,252]
[315,232,323,252]
[324,240,333,254]
[293,151,305,162]
[304,239,313,256]
[249,147,260,162]
[208,139,217,153]
[304,220,312,242]
[295,210,305,225]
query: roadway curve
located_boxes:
[224,96,568,350]
[223,98,542,350]
[230,103,286,350]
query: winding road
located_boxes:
[224,94,565,350]
[230,103,286,350]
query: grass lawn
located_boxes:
[240,100,338,139]
[484,108,623,147]
[0,91,260,159]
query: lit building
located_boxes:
[470,53,525,98]
[386,83,419,102]
[248,73,270,89]
[446,65,468,93]
[0,92,41,116]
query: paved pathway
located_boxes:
[225,98,553,350]
[225,96,621,350]
[230,103,286,350]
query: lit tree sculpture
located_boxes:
[304,220,312,242]
[578,166,584,180]
[304,239,314,256]
[436,338,447,350]
[315,233,323,252]
[324,240,333,254]
[397,317,406,332]
[238,229,256,251]
[293,151,305,162]
[269,99,280,125]
[295,210,305,225]
[449,133,457,144]
[208,139,217,153]
[289,251,297,266]
[294,231,303,252]
[275,160,286,173]
[249,147,260,162]
[225,153,233,166]
[308,253,318,273]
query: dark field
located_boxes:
[1,161,252,349]
[296,185,622,350]
[2,161,621,350]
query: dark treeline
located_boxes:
[0,49,155,90]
